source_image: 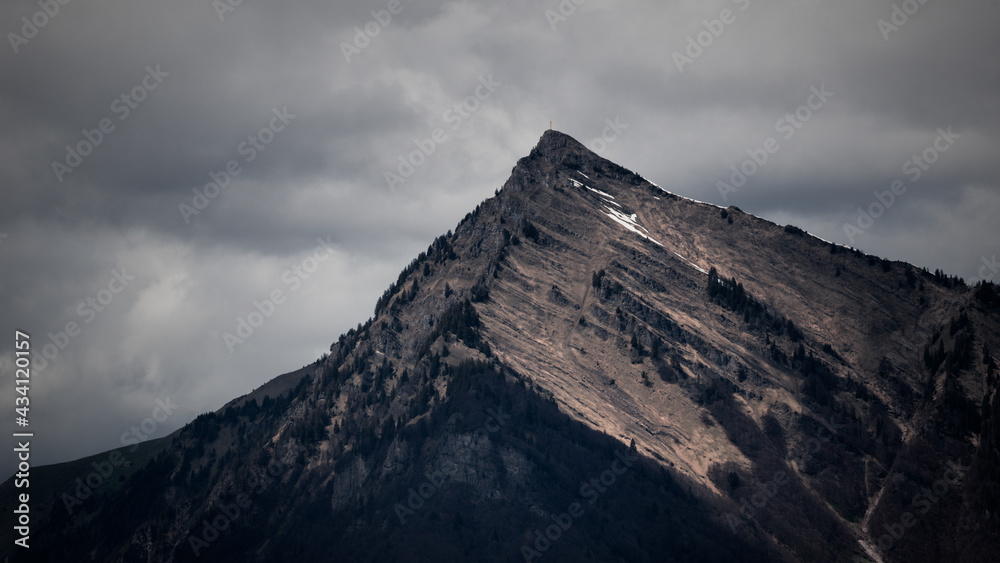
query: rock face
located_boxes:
[7,130,1000,562]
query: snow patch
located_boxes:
[572,177,621,206]
[586,187,616,200]
[671,251,708,275]
[645,178,726,210]
[598,200,708,275]
[569,171,712,276]
[603,206,663,247]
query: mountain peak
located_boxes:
[8,127,1000,563]
[536,128,587,150]
[531,128,598,162]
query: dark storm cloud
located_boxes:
[1,0,997,477]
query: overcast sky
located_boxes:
[1,0,998,479]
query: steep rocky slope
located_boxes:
[5,130,1000,563]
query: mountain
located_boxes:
[5,130,1000,562]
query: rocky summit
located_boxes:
[5,130,1000,562]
